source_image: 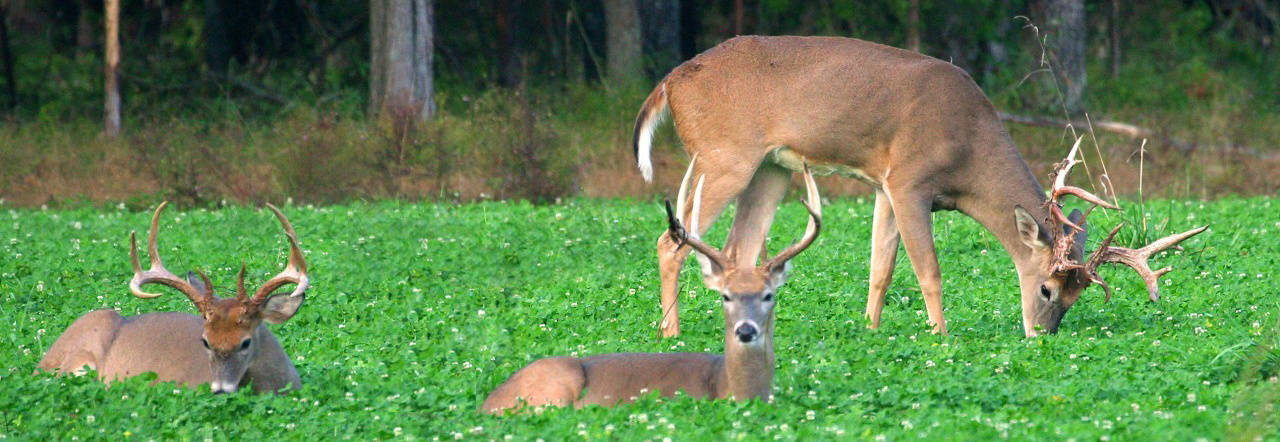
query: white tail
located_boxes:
[632,82,670,182]
[479,165,821,413]
[38,203,310,394]
[634,35,1206,338]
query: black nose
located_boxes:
[212,390,227,395]
[735,323,758,343]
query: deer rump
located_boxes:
[480,353,726,412]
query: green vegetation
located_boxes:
[2,1,1277,205]
[1,198,1273,439]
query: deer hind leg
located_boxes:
[866,189,901,329]
[656,159,758,337]
[723,162,792,267]
[37,309,124,376]
[885,187,948,335]
[479,357,586,414]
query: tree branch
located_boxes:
[997,111,1275,159]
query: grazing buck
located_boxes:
[480,164,821,414]
[38,202,309,394]
[633,35,1207,337]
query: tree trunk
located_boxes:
[0,2,16,110]
[369,0,385,115]
[1046,0,1086,113]
[104,0,121,138]
[733,0,745,35]
[413,0,434,118]
[640,0,680,79]
[76,0,94,57]
[204,0,231,73]
[1108,0,1120,77]
[678,0,700,61]
[369,0,434,120]
[603,0,642,84]
[907,0,920,52]
[495,0,522,87]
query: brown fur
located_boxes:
[37,310,299,393]
[38,202,308,393]
[634,36,1100,337]
[481,162,819,414]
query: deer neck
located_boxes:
[956,136,1050,275]
[718,328,775,401]
[242,326,299,393]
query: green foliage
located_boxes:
[0,197,1273,439]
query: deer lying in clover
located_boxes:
[480,163,821,414]
[38,203,310,394]
[632,35,1207,337]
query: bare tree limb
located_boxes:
[998,111,1277,159]
[207,72,290,106]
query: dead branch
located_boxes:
[998,111,1276,160]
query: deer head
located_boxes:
[1013,140,1207,335]
[665,163,821,347]
[129,202,309,393]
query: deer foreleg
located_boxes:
[889,190,947,335]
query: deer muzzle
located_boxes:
[734,321,760,343]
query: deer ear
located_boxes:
[765,261,791,291]
[1066,209,1088,259]
[692,252,726,291]
[262,293,305,324]
[186,271,209,295]
[1014,206,1051,251]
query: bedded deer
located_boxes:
[633,35,1206,337]
[37,202,309,394]
[480,164,821,414]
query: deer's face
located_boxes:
[201,298,261,394]
[706,266,786,347]
[191,276,305,394]
[1015,207,1090,336]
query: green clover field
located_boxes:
[1,198,1275,440]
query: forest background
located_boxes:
[0,0,1276,207]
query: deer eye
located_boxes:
[762,293,774,302]
[721,294,731,302]
[1040,285,1052,299]
[200,338,211,350]
[239,339,252,351]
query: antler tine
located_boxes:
[762,162,823,271]
[235,264,249,301]
[664,174,730,268]
[128,202,211,311]
[1085,224,1209,302]
[675,154,698,226]
[250,204,310,304]
[1047,137,1119,232]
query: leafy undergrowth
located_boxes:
[0,197,1273,440]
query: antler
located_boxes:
[1039,138,1209,301]
[666,165,730,270]
[1083,224,1209,302]
[761,163,822,271]
[129,202,213,312]
[248,204,309,305]
[1044,137,1118,274]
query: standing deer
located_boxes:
[479,165,821,413]
[38,202,310,394]
[633,35,1206,337]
